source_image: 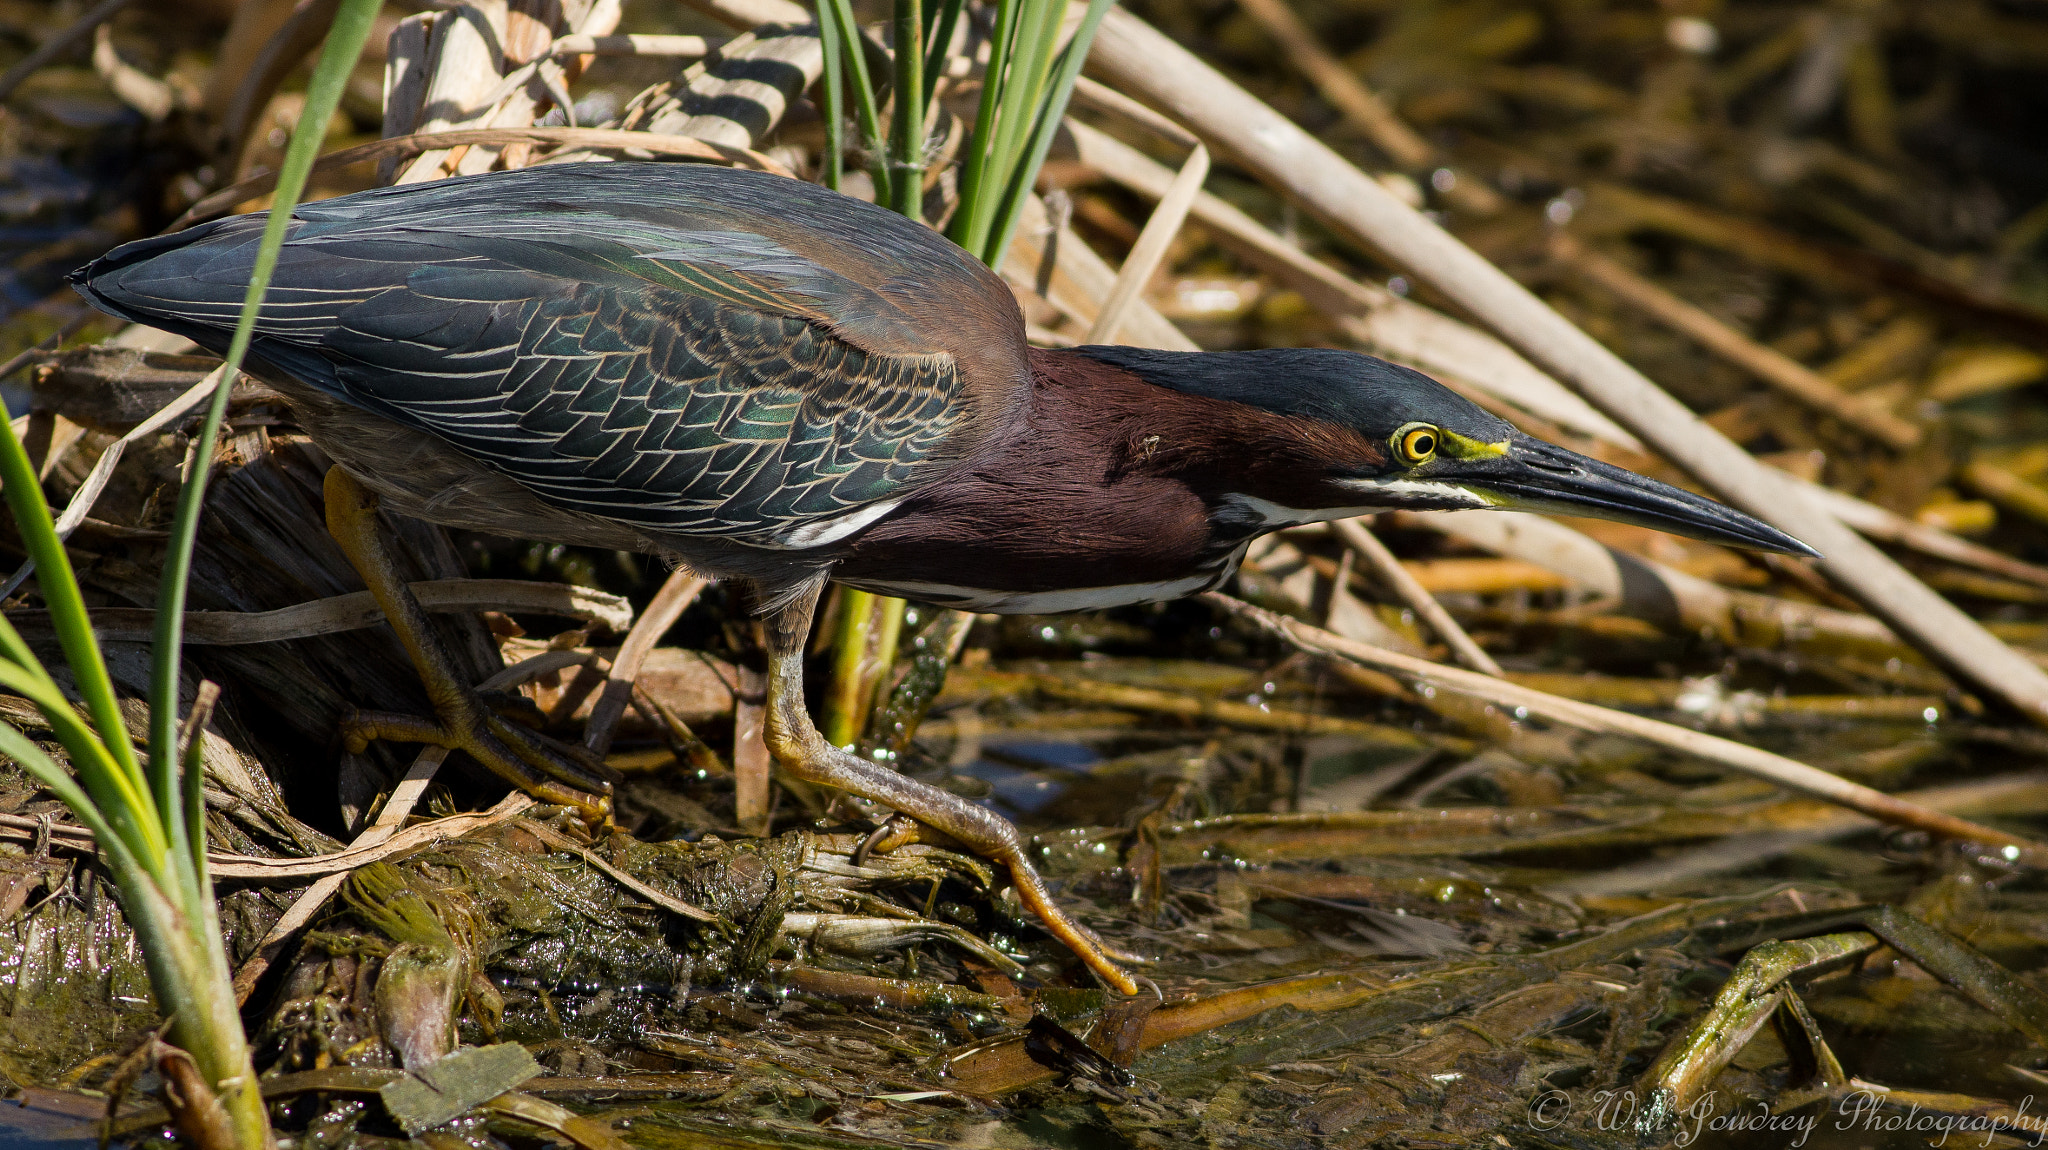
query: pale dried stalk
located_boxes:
[588,23,822,155]
[1072,76,1198,148]
[1211,593,2048,864]
[7,579,632,645]
[548,33,715,57]
[175,126,793,229]
[1798,481,2048,589]
[395,1,512,184]
[0,366,221,599]
[519,820,716,921]
[459,0,622,172]
[1089,9,2048,729]
[1006,193,1198,351]
[1086,143,1209,345]
[1397,508,1906,659]
[1330,518,1502,676]
[1550,233,1921,450]
[1554,771,2048,898]
[584,569,709,757]
[1060,117,1643,446]
[92,24,174,121]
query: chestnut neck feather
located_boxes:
[831,348,1385,601]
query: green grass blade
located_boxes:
[819,0,890,203]
[983,0,1065,210]
[985,0,1116,265]
[145,0,383,891]
[0,721,142,876]
[0,383,150,805]
[892,0,933,216]
[0,653,160,857]
[950,0,1025,256]
[889,0,926,218]
[817,7,847,189]
[922,0,964,114]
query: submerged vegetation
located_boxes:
[5,0,2048,1147]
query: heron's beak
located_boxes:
[1442,433,1821,558]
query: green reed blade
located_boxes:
[986,0,1116,264]
[146,0,382,893]
[890,0,927,218]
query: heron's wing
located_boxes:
[320,273,961,543]
[76,187,967,545]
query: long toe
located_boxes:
[341,704,613,823]
[487,712,622,790]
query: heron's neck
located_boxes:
[1030,346,1343,471]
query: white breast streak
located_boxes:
[770,500,903,549]
[845,573,1220,614]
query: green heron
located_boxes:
[73,164,1811,994]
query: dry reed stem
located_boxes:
[1330,518,1502,676]
[1554,771,2048,897]
[1397,508,1909,660]
[174,127,792,229]
[1085,143,1209,344]
[92,25,174,122]
[605,23,820,152]
[1060,119,1643,446]
[518,820,716,921]
[1210,593,2048,863]
[1072,76,1199,148]
[1088,9,2048,730]
[1006,192,1198,351]
[0,366,221,599]
[1551,233,1921,449]
[6,579,632,645]
[391,1,513,183]
[1796,481,2048,589]
[547,34,716,57]
[584,569,708,757]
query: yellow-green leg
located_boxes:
[761,577,1140,995]
[323,468,614,822]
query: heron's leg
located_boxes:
[323,468,614,822]
[760,577,1140,995]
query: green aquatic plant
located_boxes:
[0,2,383,1143]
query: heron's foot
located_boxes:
[771,737,1143,992]
[343,700,615,825]
[321,466,613,825]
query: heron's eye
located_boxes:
[1395,424,1439,464]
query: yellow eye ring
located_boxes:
[1395,423,1439,464]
